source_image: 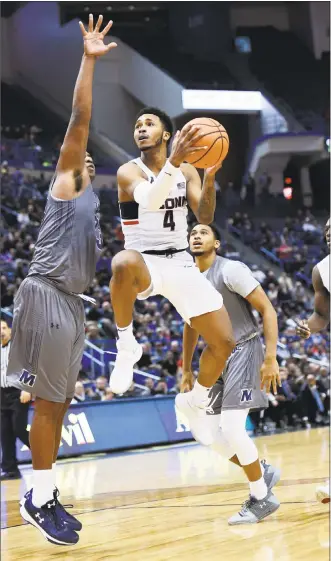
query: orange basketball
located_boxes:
[184,117,229,169]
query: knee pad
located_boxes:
[206,415,234,459]
[221,410,259,466]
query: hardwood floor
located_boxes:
[1,428,329,560]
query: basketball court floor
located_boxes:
[1,428,329,560]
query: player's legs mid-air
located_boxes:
[110,248,236,444]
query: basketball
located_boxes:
[184,117,229,169]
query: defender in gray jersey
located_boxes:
[181,224,281,525]
[6,15,117,546]
[296,217,330,505]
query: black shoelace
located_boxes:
[239,495,257,515]
[54,487,74,511]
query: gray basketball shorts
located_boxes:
[6,276,85,403]
[206,335,268,414]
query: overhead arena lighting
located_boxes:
[182,89,263,113]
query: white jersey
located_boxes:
[120,158,189,252]
[317,255,330,293]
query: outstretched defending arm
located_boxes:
[52,14,117,200]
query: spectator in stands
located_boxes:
[161,351,178,377]
[251,264,266,284]
[102,388,115,401]
[153,381,168,396]
[17,210,30,227]
[141,378,155,396]
[92,376,109,401]
[299,374,327,425]
[266,367,298,428]
[85,322,104,341]
[72,382,86,404]
[138,343,152,369]
[121,382,142,398]
[266,283,278,306]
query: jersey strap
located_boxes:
[133,157,155,180]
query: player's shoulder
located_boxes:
[222,258,252,273]
[117,160,139,178]
[312,263,323,283]
[317,254,330,268]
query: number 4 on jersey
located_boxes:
[163,210,175,231]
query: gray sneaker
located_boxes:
[228,492,280,525]
[262,459,281,491]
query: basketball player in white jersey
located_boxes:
[109,108,235,444]
[296,218,330,504]
[181,223,281,524]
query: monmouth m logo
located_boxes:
[19,369,37,388]
[240,388,253,403]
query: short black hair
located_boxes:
[191,222,222,242]
[135,107,174,141]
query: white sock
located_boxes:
[117,322,134,345]
[249,477,268,501]
[191,380,211,406]
[32,469,54,507]
[52,462,57,490]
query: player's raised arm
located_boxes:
[53,15,117,199]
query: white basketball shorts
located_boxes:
[137,251,223,324]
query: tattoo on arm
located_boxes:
[198,174,216,224]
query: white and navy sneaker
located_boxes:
[261,459,281,491]
[108,339,142,394]
[20,490,79,545]
[53,488,82,531]
[228,491,280,525]
[175,391,214,446]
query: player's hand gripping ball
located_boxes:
[183,118,229,169]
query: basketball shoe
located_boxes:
[316,481,330,504]
[20,490,79,545]
[261,459,281,491]
[21,488,82,531]
[175,391,214,446]
[108,339,142,394]
[53,488,82,530]
[228,491,280,525]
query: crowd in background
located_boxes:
[227,209,328,285]
[1,155,330,433]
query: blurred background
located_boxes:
[1,1,330,452]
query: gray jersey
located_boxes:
[204,256,260,344]
[28,183,102,294]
